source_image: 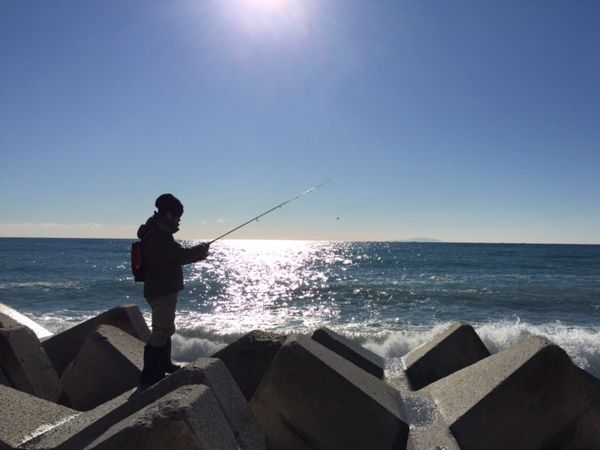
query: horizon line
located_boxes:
[1,235,599,246]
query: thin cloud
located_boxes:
[0,223,136,238]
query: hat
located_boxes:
[155,193,184,216]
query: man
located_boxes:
[136,193,210,388]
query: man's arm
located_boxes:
[152,234,209,266]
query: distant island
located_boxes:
[399,237,443,243]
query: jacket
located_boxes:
[137,214,209,299]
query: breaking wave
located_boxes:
[167,319,600,379]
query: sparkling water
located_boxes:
[1,238,599,377]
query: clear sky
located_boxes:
[1,0,599,243]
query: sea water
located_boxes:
[1,238,599,377]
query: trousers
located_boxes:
[146,293,178,347]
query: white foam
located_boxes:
[363,320,600,379]
[362,323,455,360]
[477,320,600,376]
[171,333,227,362]
[0,281,78,290]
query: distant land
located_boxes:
[399,238,443,243]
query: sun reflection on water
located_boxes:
[181,240,347,335]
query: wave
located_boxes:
[171,334,227,361]
[365,319,600,378]
[25,307,600,379]
[0,281,79,290]
[168,319,600,379]
[476,320,600,376]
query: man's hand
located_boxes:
[198,242,210,260]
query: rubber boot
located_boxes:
[159,337,181,374]
[138,344,167,390]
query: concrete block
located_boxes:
[83,385,238,450]
[401,393,461,450]
[425,336,600,450]
[36,358,265,450]
[0,326,63,402]
[132,358,267,450]
[403,322,490,390]
[0,312,20,330]
[42,304,150,376]
[559,384,600,450]
[250,335,409,450]
[26,388,142,449]
[213,330,286,401]
[312,327,385,379]
[0,367,10,387]
[0,384,76,449]
[61,324,144,411]
[0,302,52,340]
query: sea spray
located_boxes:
[477,320,600,376]
[171,333,226,362]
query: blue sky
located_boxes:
[1,0,599,243]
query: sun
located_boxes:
[216,0,314,41]
[244,0,287,15]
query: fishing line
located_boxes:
[208,179,333,244]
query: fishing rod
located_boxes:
[208,179,333,244]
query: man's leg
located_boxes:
[139,293,178,387]
[160,336,181,373]
[148,293,177,347]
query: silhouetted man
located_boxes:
[136,193,209,388]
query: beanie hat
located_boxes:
[155,193,184,216]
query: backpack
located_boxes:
[131,232,151,282]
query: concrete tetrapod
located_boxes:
[0,367,10,387]
[61,325,144,411]
[0,385,76,449]
[250,335,409,450]
[402,322,490,390]
[0,303,52,340]
[32,358,266,450]
[311,327,385,379]
[424,336,600,450]
[0,326,63,403]
[42,305,150,377]
[0,312,21,330]
[83,384,238,450]
[213,330,286,401]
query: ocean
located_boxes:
[1,238,600,377]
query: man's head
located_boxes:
[155,193,184,231]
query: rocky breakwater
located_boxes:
[1,302,600,449]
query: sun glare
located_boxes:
[216,0,314,41]
[246,0,287,14]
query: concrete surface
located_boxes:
[42,305,150,377]
[0,367,10,387]
[0,303,52,340]
[61,325,144,411]
[403,322,490,390]
[82,385,238,450]
[33,358,265,450]
[0,326,63,403]
[250,334,409,450]
[213,330,286,401]
[0,384,76,449]
[425,336,600,450]
[312,327,385,379]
